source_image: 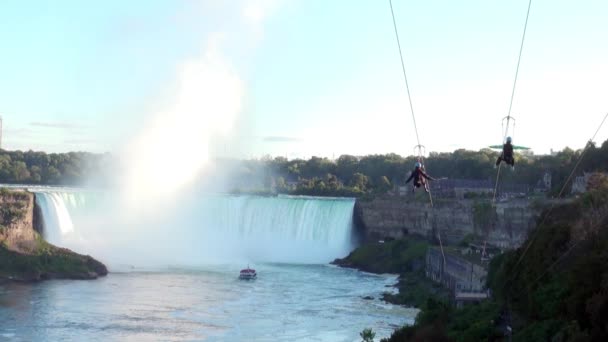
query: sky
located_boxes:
[1,0,607,159]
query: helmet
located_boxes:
[415,162,421,168]
[506,136,512,143]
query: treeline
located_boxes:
[2,138,608,193]
[0,150,110,186]
[382,174,608,341]
[225,138,608,197]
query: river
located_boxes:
[1,187,416,341]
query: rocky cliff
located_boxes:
[0,190,37,252]
[355,196,541,248]
[0,189,107,281]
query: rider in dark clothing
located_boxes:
[406,162,436,193]
[495,136,515,167]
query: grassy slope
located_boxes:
[333,238,449,308]
[0,189,107,281]
[0,234,108,281]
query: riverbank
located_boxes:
[0,237,107,281]
[331,238,449,308]
[333,237,507,341]
[343,177,608,341]
[0,188,107,282]
[332,237,504,341]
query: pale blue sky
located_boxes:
[1,0,607,158]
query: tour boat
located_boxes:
[239,266,257,280]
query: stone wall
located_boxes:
[355,196,540,249]
[426,247,487,293]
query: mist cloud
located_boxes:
[117,1,282,208]
[30,121,88,129]
[263,136,303,143]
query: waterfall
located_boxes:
[32,190,356,265]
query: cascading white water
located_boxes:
[33,190,105,249]
[34,192,75,243]
[32,190,356,265]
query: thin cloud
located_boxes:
[243,0,281,26]
[64,139,98,144]
[4,128,36,134]
[30,121,88,129]
[242,0,283,43]
[263,136,303,143]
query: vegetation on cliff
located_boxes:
[0,235,108,281]
[0,150,110,185]
[486,174,608,341]
[332,238,448,309]
[0,189,28,232]
[333,239,428,274]
[4,138,608,196]
[0,189,108,282]
[383,299,502,342]
[235,138,608,197]
[380,174,608,341]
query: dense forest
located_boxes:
[0,150,111,186]
[1,138,607,196]
[382,174,608,341]
[222,139,608,196]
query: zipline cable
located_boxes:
[500,112,607,337]
[507,0,532,120]
[504,111,608,290]
[389,0,433,205]
[509,206,608,305]
[389,0,443,271]
[389,0,421,149]
[492,0,533,204]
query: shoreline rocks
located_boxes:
[0,243,108,283]
[0,189,108,283]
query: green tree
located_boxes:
[336,155,359,184]
[43,166,61,184]
[0,155,12,181]
[29,165,42,183]
[11,161,30,182]
[377,176,392,193]
[360,328,375,342]
[275,176,287,192]
[350,173,369,192]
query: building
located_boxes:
[572,172,608,194]
[572,172,592,194]
[430,179,494,199]
[427,179,529,199]
[543,171,552,189]
[426,246,488,295]
[534,171,552,192]
[454,292,489,308]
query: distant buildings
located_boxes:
[543,171,552,189]
[571,172,608,194]
[395,178,532,199]
[430,179,494,199]
[426,246,488,293]
[533,171,552,193]
[397,178,529,199]
[426,245,493,307]
[571,172,592,194]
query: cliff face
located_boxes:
[355,197,540,248]
[0,190,37,253]
[0,189,108,281]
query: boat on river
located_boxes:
[239,266,257,280]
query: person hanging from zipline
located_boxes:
[405,161,436,193]
[495,136,515,169]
